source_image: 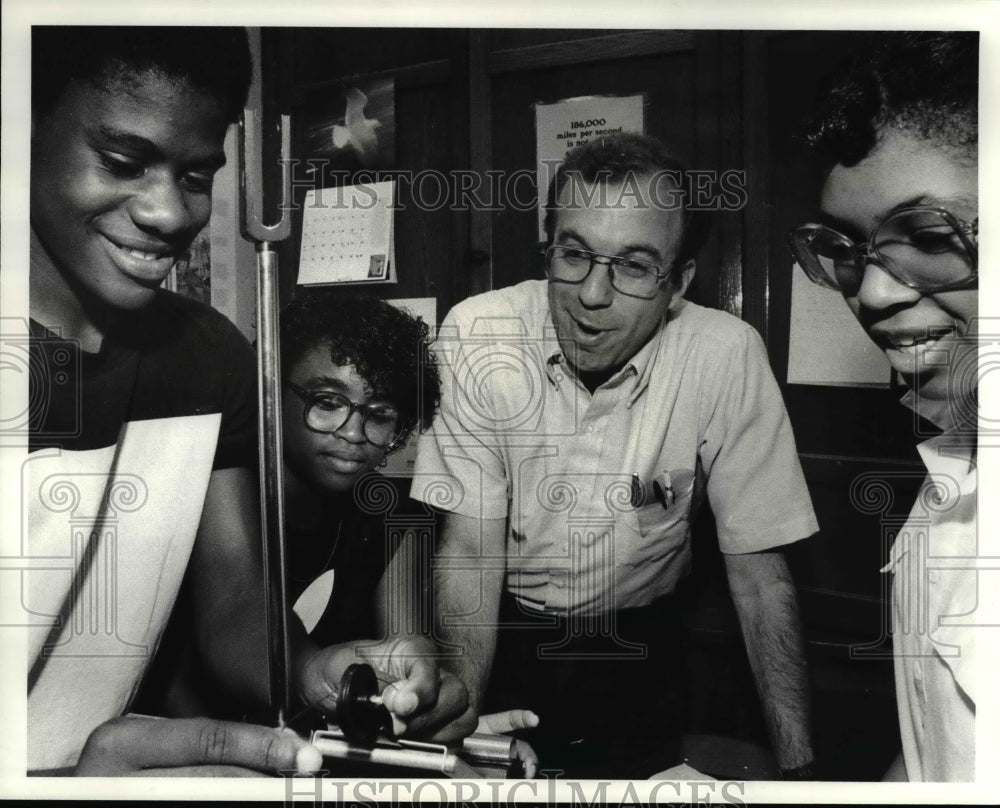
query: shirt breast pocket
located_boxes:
[627,468,698,563]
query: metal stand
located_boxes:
[238,102,293,723]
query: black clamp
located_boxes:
[333,663,392,748]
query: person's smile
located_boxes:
[97,232,179,286]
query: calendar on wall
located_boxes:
[296,180,397,286]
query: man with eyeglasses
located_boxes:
[789,32,978,781]
[413,133,818,778]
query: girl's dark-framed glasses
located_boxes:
[286,382,404,449]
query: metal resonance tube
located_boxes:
[461,732,517,766]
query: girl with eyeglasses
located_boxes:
[790,32,978,782]
[280,292,440,652]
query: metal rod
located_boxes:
[255,240,290,720]
[239,104,293,722]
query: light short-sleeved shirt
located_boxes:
[885,392,977,781]
[412,280,817,615]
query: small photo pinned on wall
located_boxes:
[368,255,387,280]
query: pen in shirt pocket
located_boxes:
[630,472,675,508]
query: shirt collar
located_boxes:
[543,318,566,389]
[901,387,977,456]
[624,320,665,405]
[901,387,978,480]
[917,433,977,498]
[623,299,686,405]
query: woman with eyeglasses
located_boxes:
[280,292,441,653]
[788,32,978,781]
[280,292,539,765]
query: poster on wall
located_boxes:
[295,76,396,184]
[292,76,398,287]
[534,93,645,240]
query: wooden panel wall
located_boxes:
[265,28,472,321]
[265,27,926,650]
[485,32,699,296]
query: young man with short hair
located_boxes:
[27,26,463,775]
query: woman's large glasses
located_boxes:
[542,245,669,299]
[788,206,977,295]
[286,383,403,449]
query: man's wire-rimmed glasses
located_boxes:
[788,206,977,295]
[542,245,670,299]
[286,382,404,449]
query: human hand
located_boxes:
[298,636,473,744]
[74,716,323,777]
[476,710,540,778]
[359,636,474,743]
[476,709,539,734]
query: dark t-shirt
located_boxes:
[29,289,257,469]
[286,475,430,646]
[26,291,257,767]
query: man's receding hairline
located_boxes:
[553,170,688,217]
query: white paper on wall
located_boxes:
[534,94,645,240]
[297,180,396,286]
[787,262,892,387]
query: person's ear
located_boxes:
[672,259,696,299]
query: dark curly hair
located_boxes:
[280,291,441,442]
[32,26,252,123]
[805,32,978,170]
[544,132,711,277]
